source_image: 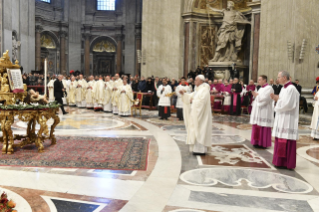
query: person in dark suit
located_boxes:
[274,79,282,95]
[294,79,302,95]
[294,79,308,113]
[54,75,68,115]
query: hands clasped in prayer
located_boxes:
[270,93,279,102]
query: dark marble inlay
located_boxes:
[51,199,100,212]
[189,191,313,212]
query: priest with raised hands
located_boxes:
[76,74,88,108]
[175,77,191,121]
[111,74,123,115]
[103,76,113,113]
[85,75,95,109]
[92,76,105,111]
[157,78,172,120]
[117,76,134,117]
[230,78,242,116]
[250,75,274,148]
[68,76,78,107]
[179,75,212,155]
[270,71,300,170]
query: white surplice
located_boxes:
[92,79,105,109]
[272,82,300,140]
[111,79,123,114]
[310,92,319,138]
[85,80,95,108]
[47,79,56,102]
[176,85,191,109]
[103,80,113,112]
[182,83,212,153]
[157,85,172,107]
[250,84,274,127]
[118,84,134,116]
[68,80,78,106]
[76,79,88,108]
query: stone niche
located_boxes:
[183,0,252,83]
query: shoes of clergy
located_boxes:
[63,112,69,115]
[192,152,206,156]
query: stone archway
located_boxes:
[40,31,60,75]
[90,36,117,76]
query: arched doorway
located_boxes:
[40,31,60,75]
[90,37,116,76]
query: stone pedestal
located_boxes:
[208,62,249,83]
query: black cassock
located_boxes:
[230,83,242,116]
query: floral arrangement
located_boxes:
[0,192,17,212]
[0,101,60,110]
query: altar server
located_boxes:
[76,74,87,108]
[230,78,242,116]
[175,77,191,121]
[103,76,113,113]
[118,77,134,117]
[111,74,123,115]
[86,75,95,109]
[157,78,172,120]
[180,75,212,155]
[250,75,274,148]
[270,71,299,170]
[68,76,77,107]
[222,80,232,113]
[92,76,105,111]
[310,80,319,140]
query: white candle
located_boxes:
[44,58,47,96]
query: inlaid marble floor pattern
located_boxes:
[0,107,318,212]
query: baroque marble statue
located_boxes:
[12,36,21,62]
[208,1,250,63]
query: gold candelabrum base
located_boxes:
[0,108,60,154]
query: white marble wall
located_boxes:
[258,0,319,88]
[2,0,35,73]
[141,0,184,79]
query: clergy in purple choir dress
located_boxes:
[230,78,242,116]
[246,80,256,114]
[222,80,232,113]
[213,79,224,110]
[270,71,299,170]
[250,75,274,148]
[210,80,218,93]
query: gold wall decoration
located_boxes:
[40,34,56,49]
[193,0,251,12]
[200,25,217,67]
[93,40,116,53]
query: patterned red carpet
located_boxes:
[0,136,150,170]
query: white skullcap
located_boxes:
[197,75,205,81]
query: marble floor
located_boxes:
[0,107,319,212]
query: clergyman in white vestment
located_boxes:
[117,77,134,117]
[68,76,77,107]
[250,75,274,148]
[111,74,123,115]
[180,75,212,155]
[92,77,105,111]
[103,76,113,113]
[175,77,191,121]
[270,71,299,170]
[76,74,88,108]
[157,78,172,120]
[310,80,319,140]
[47,77,56,103]
[85,75,95,109]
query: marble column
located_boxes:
[59,31,67,74]
[35,25,43,71]
[183,22,190,77]
[116,34,123,74]
[135,33,141,77]
[252,13,260,82]
[84,33,91,76]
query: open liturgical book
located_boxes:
[7,68,24,93]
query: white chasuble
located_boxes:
[76,79,88,107]
[86,80,95,107]
[68,80,78,105]
[111,79,123,107]
[250,85,274,127]
[176,85,191,109]
[182,83,212,149]
[272,82,300,140]
[118,84,134,116]
[92,79,105,106]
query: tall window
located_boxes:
[40,0,51,3]
[97,0,116,11]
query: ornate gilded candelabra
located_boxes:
[0,50,60,154]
